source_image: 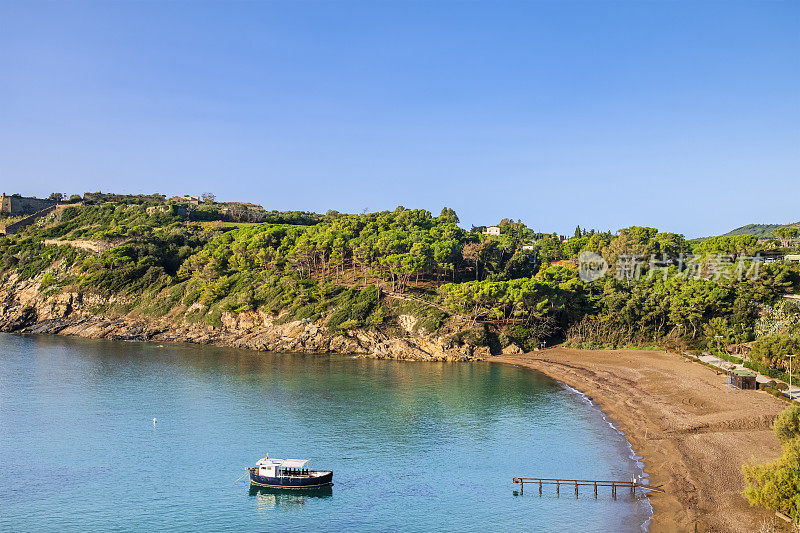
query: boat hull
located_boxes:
[249,469,333,489]
[249,484,333,498]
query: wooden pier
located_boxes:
[513,477,665,498]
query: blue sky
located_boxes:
[1,0,797,237]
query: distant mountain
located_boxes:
[723,221,800,238]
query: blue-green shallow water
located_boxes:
[0,333,651,532]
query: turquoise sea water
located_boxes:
[0,333,651,531]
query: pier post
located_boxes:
[512,477,664,500]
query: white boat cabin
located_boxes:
[255,455,311,477]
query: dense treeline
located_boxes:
[2,200,799,366]
[693,235,761,256]
[188,203,324,225]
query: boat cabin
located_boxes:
[255,456,311,477]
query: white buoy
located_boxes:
[153,418,157,427]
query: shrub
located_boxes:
[743,404,800,521]
[141,297,174,317]
[451,325,490,347]
[750,335,800,372]
[327,286,380,331]
[168,282,187,303]
[395,298,446,333]
[337,319,360,330]
[205,308,223,328]
[743,438,800,521]
[500,324,542,352]
[293,304,319,321]
[39,272,58,292]
[366,305,387,326]
[182,285,202,307]
[774,404,800,443]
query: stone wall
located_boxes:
[1,194,58,215]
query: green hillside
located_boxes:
[724,222,800,238]
[1,197,799,358]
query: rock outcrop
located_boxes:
[0,272,486,362]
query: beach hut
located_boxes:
[732,369,757,390]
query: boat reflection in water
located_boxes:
[249,485,333,513]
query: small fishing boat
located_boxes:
[249,454,333,489]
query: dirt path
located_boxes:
[494,348,787,532]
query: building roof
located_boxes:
[732,369,756,377]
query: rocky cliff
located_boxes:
[0,271,492,361]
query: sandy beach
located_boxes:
[495,348,788,532]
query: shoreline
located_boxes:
[3,320,789,530]
[0,273,489,363]
[557,379,655,531]
[494,348,787,532]
[2,331,663,532]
